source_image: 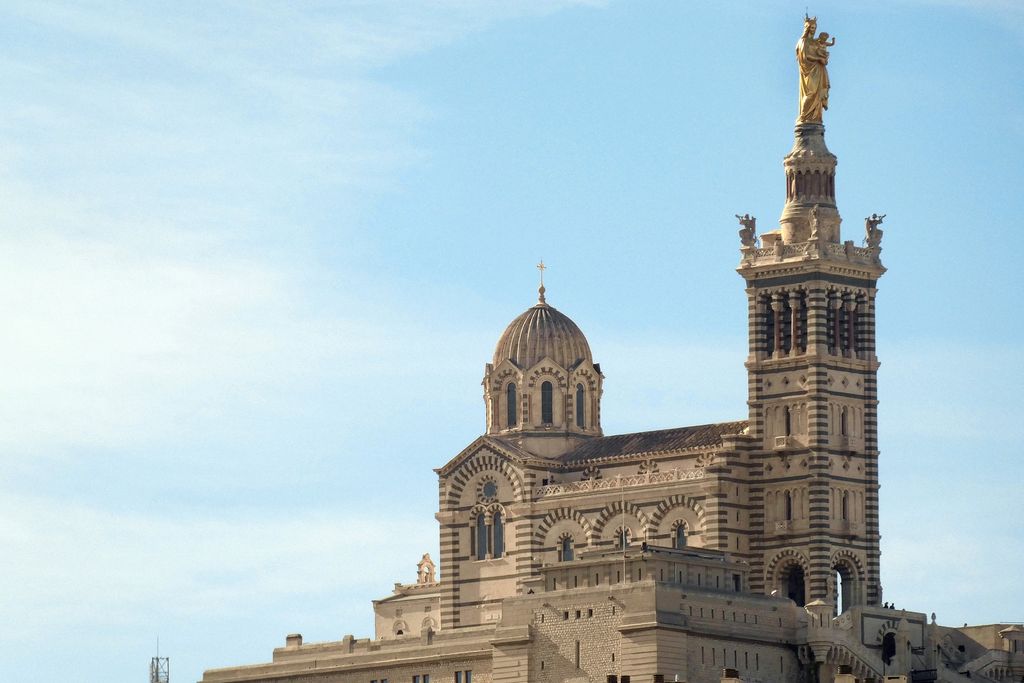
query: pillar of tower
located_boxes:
[807,287,829,355]
[438,515,462,630]
[771,293,785,359]
[862,289,882,605]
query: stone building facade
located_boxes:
[201,33,1021,683]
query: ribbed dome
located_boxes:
[493,298,593,370]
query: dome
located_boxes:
[493,289,593,370]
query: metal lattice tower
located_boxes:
[150,656,169,683]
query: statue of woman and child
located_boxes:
[796,15,835,124]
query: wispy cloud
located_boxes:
[0,1,602,458]
[0,492,437,641]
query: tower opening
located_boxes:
[783,564,806,606]
[832,560,860,610]
[835,569,851,613]
[882,632,897,666]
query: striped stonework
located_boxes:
[738,234,884,608]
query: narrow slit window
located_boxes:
[575,384,585,428]
[475,515,487,560]
[492,510,504,558]
[506,383,517,427]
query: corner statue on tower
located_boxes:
[796,15,835,124]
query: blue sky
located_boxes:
[1,1,1021,681]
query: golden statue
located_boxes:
[796,15,835,123]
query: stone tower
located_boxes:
[737,118,886,609]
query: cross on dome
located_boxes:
[536,259,547,303]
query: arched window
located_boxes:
[559,536,574,562]
[615,527,631,549]
[475,515,487,561]
[784,406,792,436]
[575,384,585,428]
[492,510,504,558]
[506,383,517,427]
[785,491,793,521]
[541,381,553,424]
[841,491,849,521]
[840,406,848,436]
[674,523,688,549]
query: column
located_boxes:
[772,292,785,359]
[789,290,803,354]
[806,287,828,354]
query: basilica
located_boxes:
[201,19,1023,683]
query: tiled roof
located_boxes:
[557,420,748,464]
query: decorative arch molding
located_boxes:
[830,548,865,579]
[445,451,524,507]
[469,502,509,522]
[571,364,601,391]
[765,548,811,583]
[534,508,594,545]
[593,500,649,538]
[874,619,900,645]
[649,494,706,532]
[525,362,569,389]
[487,361,523,392]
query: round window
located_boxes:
[482,481,498,499]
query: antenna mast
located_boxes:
[150,653,169,683]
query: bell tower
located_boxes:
[737,17,887,610]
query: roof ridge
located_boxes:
[555,419,749,464]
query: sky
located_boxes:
[1,1,1022,681]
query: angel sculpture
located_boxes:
[736,213,757,247]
